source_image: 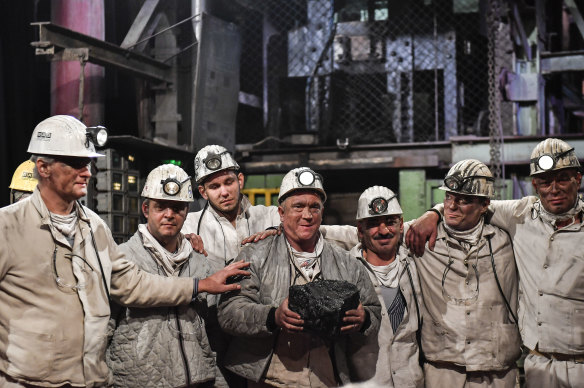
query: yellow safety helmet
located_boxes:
[9,160,38,192]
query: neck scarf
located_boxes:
[536,198,584,228]
[138,224,192,277]
[444,217,484,250]
[286,235,324,281]
[367,252,401,288]
[50,211,78,238]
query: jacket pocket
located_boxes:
[6,326,55,380]
[496,322,521,367]
[572,308,584,353]
[420,320,447,359]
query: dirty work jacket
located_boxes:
[488,197,584,355]
[106,231,215,387]
[0,189,193,387]
[180,195,356,378]
[217,233,381,384]
[413,222,521,371]
[349,244,424,388]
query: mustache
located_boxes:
[373,233,394,240]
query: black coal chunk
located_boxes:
[288,280,360,338]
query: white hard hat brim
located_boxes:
[31,150,105,158]
[279,187,327,203]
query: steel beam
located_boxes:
[564,0,584,41]
[31,22,173,83]
[541,52,584,73]
[238,136,584,174]
[121,0,160,49]
[451,136,584,164]
[237,142,451,173]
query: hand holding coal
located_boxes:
[288,280,360,338]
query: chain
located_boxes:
[305,0,336,133]
[487,0,504,199]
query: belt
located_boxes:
[529,349,584,363]
[425,360,515,373]
[426,360,466,371]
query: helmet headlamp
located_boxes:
[161,176,191,196]
[203,151,230,171]
[369,195,396,215]
[443,174,494,192]
[296,170,321,186]
[530,147,575,173]
[85,126,108,148]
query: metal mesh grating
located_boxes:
[236,0,502,145]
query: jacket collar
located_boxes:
[240,194,251,214]
[31,187,91,248]
[436,221,496,241]
[436,221,497,254]
[274,231,331,277]
[351,242,409,272]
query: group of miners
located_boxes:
[0,114,582,388]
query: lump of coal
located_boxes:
[288,280,360,338]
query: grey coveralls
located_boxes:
[106,231,216,387]
[217,233,381,386]
[349,243,424,387]
[411,222,521,388]
[488,197,584,388]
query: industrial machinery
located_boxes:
[28,0,584,229]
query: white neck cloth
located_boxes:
[537,197,584,227]
[50,211,78,238]
[444,217,484,250]
[286,235,324,281]
[138,224,193,277]
[367,254,401,288]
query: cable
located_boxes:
[125,13,201,50]
[78,201,111,301]
[487,236,518,324]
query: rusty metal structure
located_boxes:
[28,0,584,230]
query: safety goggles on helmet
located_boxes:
[161,176,192,196]
[530,147,575,173]
[296,170,322,187]
[368,195,396,216]
[443,174,495,192]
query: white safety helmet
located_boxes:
[278,167,327,203]
[9,160,38,192]
[530,138,580,176]
[439,159,494,198]
[141,164,194,202]
[194,145,240,184]
[27,115,105,158]
[356,186,402,220]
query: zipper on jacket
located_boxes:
[175,307,192,386]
